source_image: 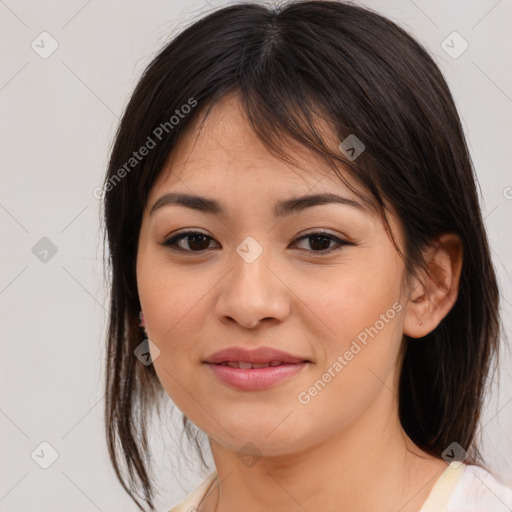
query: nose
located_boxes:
[215,244,290,330]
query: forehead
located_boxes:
[151,94,362,199]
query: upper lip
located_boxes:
[203,346,311,364]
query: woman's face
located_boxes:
[136,94,410,457]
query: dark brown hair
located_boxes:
[101,1,501,510]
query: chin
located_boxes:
[211,424,311,458]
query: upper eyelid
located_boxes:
[165,228,346,241]
[162,229,350,251]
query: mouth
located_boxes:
[211,360,297,369]
[202,346,312,390]
[203,346,311,365]
[203,360,310,390]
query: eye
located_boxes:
[291,230,352,254]
[160,230,218,252]
[160,229,351,255]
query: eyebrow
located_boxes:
[149,192,366,218]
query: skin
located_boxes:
[136,93,463,512]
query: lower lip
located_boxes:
[204,362,309,390]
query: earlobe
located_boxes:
[403,233,463,339]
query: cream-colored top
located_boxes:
[167,462,512,511]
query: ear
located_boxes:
[403,233,463,339]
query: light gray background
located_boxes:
[1,0,511,511]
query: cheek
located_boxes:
[136,253,219,408]
[137,242,210,335]
[289,278,404,445]
[302,254,404,347]
[296,254,405,399]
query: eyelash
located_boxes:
[160,230,352,255]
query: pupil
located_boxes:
[189,234,209,250]
[310,235,330,251]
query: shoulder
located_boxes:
[447,464,512,511]
[167,471,217,512]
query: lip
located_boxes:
[205,361,309,390]
[203,346,310,365]
[203,346,311,391]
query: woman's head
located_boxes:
[102,2,500,510]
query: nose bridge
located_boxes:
[235,235,270,283]
[230,235,273,298]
